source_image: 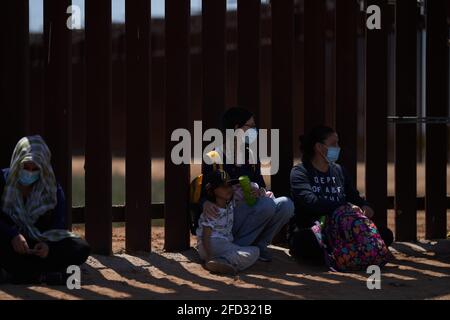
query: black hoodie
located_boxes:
[290,161,369,228]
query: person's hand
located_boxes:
[362,205,375,219]
[251,189,260,198]
[258,187,267,197]
[264,190,275,199]
[11,234,30,255]
[250,184,262,198]
[33,242,49,258]
[203,201,220,219]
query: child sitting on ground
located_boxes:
[196,170,260,275]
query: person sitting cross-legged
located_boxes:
[0,135,90,285]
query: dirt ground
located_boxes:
[1,158,447,300]
[1,226,449,300]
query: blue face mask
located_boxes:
[18,169,40,186]
[326,146,341,163]
[244,128,258,145]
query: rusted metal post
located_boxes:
[202,0,226,129]
[43,0,73,229]
[0,0,30,167]
[303,0,326,133]
[237,0,261,118]
[85,0,112,255]
[324,0,336,127]
[125,0,152,253]
[271,0,294,197]
[425,0,448,239]
[394,0,418,241]
[365,0,389,228]
[335,0,358,186]
[164,0,191,251]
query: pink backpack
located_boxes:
[323,204,390,272]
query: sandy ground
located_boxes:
[1,158,446,299]
[1,227,449,300]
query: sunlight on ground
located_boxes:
[1,234,449,300]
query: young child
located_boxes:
[196,170,260,275]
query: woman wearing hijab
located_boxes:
[0,135,90,285]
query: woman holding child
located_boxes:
[197,107,295,274]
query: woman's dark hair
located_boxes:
[221,107,254,131]
[299,125,335,162]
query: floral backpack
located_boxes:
[322,204,390,272]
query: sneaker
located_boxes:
[205,258,237,275]
[258,250,272,262]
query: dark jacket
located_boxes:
[0,168,66,242]
[290,161,369,228]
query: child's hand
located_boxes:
[203,201,220,219]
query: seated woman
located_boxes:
[289,126,393,270]
[0,135,90,284]
[201,107,295,262]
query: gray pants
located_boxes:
[197,238,260,271]
[233,196,295,251]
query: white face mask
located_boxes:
[243,128,258,145]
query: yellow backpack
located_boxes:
[189,150,223,234]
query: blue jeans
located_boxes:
[232,197,294,252]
